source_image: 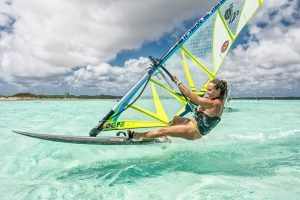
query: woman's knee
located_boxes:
[158,128,169,136]
[186,127,201,140]
[173,126,196,140]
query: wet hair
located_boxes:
[209,79,228,103]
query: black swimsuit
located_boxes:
[194,111,221,136]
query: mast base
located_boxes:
[89,128,99,137]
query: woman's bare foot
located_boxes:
[132,132,147,139]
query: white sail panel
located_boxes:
[213,11,233,72]
[236,0,261,35]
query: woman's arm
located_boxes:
[173,76,215,108]
[177,83,214,108]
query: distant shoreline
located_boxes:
[231,97,300,100]
[0,93,122,101]
[0,97,121,101]
[0,97,82,101]
[1,92,300,101]
[1,96,300,101]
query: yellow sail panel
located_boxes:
[150,79,186,104]
[121,83,170,124]
[151,83,169,122]
[128,104,168,124]
[102,120,168,131]
[150,79,189,117]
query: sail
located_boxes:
[90,0,264,135]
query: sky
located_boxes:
[0,0,299,97]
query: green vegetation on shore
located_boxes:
[1,93,122,99]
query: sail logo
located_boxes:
[221,40,229,53]
[105,121,125,129]
[224,3,239,24]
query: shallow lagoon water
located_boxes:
[0,100,299,199]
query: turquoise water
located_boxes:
[0,100,299,199]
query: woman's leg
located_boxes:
[134,123,201,140]
[169,116,191,126]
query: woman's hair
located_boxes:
[209,79,228,103]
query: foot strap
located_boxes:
[127,130,135,139]
[116,131,126,137]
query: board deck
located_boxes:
[13,130,170,145]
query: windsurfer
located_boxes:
[128,77,228,140]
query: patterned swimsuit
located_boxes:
[194,111,221,135]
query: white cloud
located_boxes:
[1,0,299,97]
[64,57,150,95]
[0,0,218,93]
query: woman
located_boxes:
[128,76,228,140]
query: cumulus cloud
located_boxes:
[219,0,300,97]
[0,0,299,97]
[64,57,150,95]
[0,0,218,94]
